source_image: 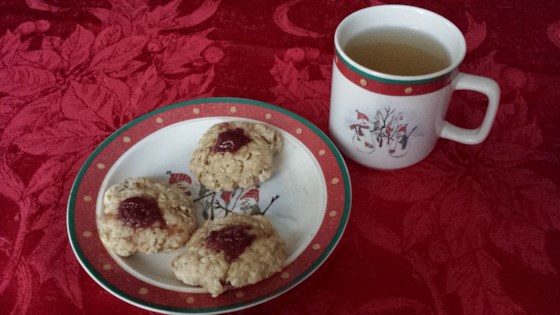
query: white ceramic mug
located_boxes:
[329,5,500,170]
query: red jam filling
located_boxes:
[212,128,251,153]
[117,196,164,229]
[206,225,256,261]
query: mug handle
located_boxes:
[440,72,500,144]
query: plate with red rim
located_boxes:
[67,97,351,314]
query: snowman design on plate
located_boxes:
[167,171,280,220]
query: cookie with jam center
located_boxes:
[97,177,197,256]
[171,214,286,297]
[189,121,283,192]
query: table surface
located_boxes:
[2,0,560,314]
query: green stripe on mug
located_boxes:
[334,50,454,96]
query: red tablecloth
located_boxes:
[2,0,560,314]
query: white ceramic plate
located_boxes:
[67,98,351,314]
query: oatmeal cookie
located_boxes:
[189,121,283,192]
[171,214,286,297]
[97,177,197,256]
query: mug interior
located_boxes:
[335,5,466,82]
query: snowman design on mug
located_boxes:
[349,108,417,158]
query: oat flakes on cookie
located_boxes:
[97,177,197,257]
[189,121,283,192]
[171,214,286,297]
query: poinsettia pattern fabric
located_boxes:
[1,0,560,314]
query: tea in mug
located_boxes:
[343,27,451,76]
